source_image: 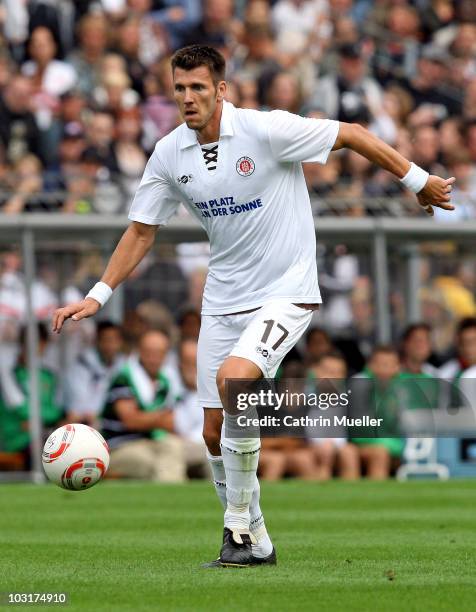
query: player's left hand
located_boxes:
[417,175,456,216]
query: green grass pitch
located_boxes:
[1,480,476,611]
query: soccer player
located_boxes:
[52,45,455,567]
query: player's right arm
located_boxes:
[52,221,158,333]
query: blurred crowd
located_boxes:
[0,0,474,217]
[1,0,476,480]
[1,286,476,480]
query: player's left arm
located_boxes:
[332,122,455,215]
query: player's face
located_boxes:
[173,65,225,131]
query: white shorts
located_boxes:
[197,301,313,408]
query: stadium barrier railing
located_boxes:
[1,211,476,482]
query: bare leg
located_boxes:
[360,445,391,480]
[313,440,337,480]
[337,443,361,480]
[259,449,287,481]
[286,447,319,480]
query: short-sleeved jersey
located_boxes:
[129,102,339,315]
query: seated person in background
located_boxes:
[0,323,63,466]
[400,322,439,377]
[259,367,318,481]
[303,326,334,367]
[351,346,405,479]
[307,352,360,480]
[101,329,185,482]
[172,338,210,478]
[64,320,126,426]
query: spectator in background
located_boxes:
[114,108,147,203]
[463,77,476,122]
[64,321,126,426]
[307,352,360,480]
[114,17,148,98]
[439,118,465,164]
[410,125,445,176]
[172,338,209,478]
[400,322,438,376]
[351,346,404,479]
[0,323,63,467]
[67,13,110,96]
[0,75,40,164]
[439,317,476,381]
[310,42,384,123]
[448,24,476,93]
[83,111,119,175]
[403,45,462,123]
[259,368,319,481]
[303,326,334,367]
[271,0,331,67]
[0,249,95,373]
[176,305,201,342]
[92,59,140,117]
[151,0,202,51]
[183,0,237,48]
[61,151,95,214]
[340,281,377,361]
[2,154,47,214]
[125,0,168,69]
[141,57,180,151]
[2,0,30,63]
[102,329,185,482]
[372,4,421,85]
[235,24,281,89]
[44,121,86,195]
[434,150,476,222]
[418,286,456,365]
[22,26,77,102]
[265,71,303,113]
[467,121,476,164]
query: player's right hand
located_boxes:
[52,298,100,333]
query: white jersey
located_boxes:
[129,101,339,315]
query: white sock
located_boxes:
[250,476,273,558]
[207,450,273,556]
[221,441,259,531]
[206,451,227,509]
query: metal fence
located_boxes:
[1,206,476,482]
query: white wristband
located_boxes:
[400,162,429,193]
[85,282,113,307]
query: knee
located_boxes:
[216,363,234,400]
[216,358,263,402]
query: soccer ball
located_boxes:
[42,424,110,490]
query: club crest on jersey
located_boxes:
[236,156,255,177]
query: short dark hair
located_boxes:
[401,322,431,343]
[309,350,346,368]
[171,45,226,84]
[305,326,331,346]
[370,344,399,360]
[96,320,123,338]
[457,317,476,337]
